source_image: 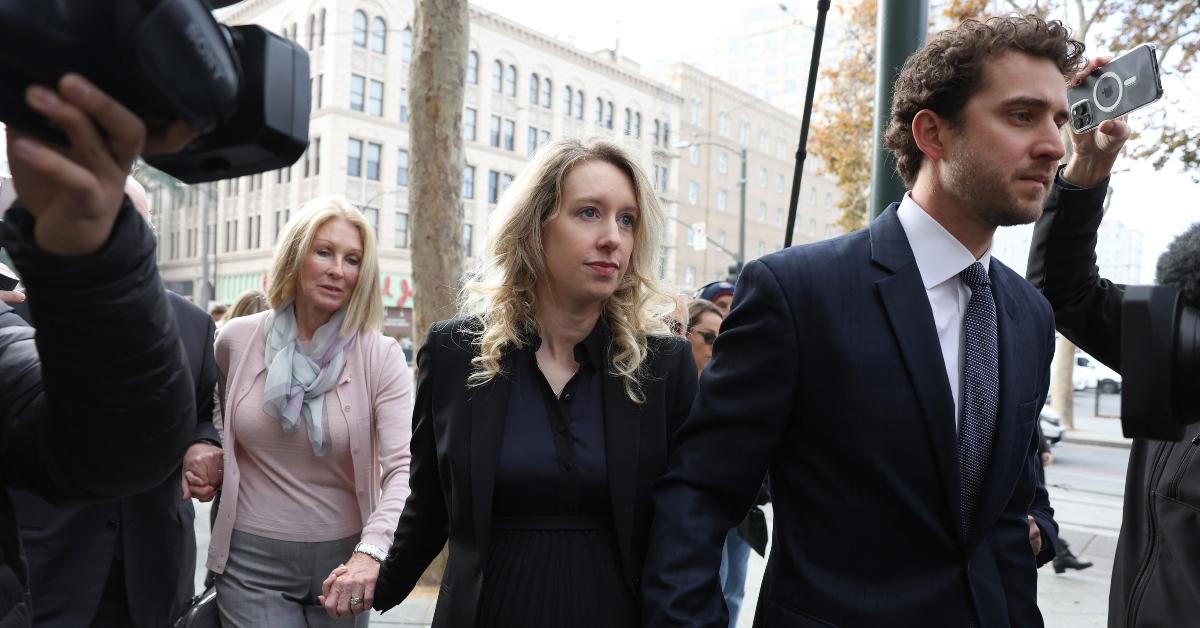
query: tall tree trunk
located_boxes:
[409,0,467,588]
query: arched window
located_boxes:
[605,101,614,129]
[594,97,603,125]
[529,73,540,105]
[623,108,631,135]
[540,78,552,108]
[504,64,517,97]
[575,90,584,119]
[467,51,479,85]
[663,122,671,146]
[352,10,367,47]
[634,112,641,138]
[401,25,413,62]
[491,60,503,92]
[318,9,326,46]
[307,14,316,50]
[370,17,386,53]
[564,86,573,113]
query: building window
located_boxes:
[368,79,384,116]
[527,127,538,156]
[462,223,474,257]
[594,97,603,125]
[758,167,767,188]
[564,86,573,114]
[740,120,750,145]
[717,152,727,173]
[318,9,326,46]
[347,138,362,177]
[467,51,479,84]
[684,266,696,288]
[529,73,540,105]
[504,64,517,96]
[487,170,500,203]
[366,142,381,181]
[757,202,767,221]
[687,181,699,204]
[307,14,316,50]
[663,122,670,146]
[350,74,365,111]
[401,25,413,62]
[396,149,409,186]
[689,145,700,166]
[489,115,501,147]
[502,173,514,192]
[715,230,726,246]
[352,10,367,47]
[370,17,386,53]
[718,112,729,136]
[491,60,503,92]
[539,129,550,145]
[541,78,552,108]
[574,90,584,119]
[717,189,727,210]
[464,107,477,141]
[463,165,475,199]
[634,112,641,138]
[777,174,785,193]
[690,99,702,124]
[315,74,323,108]
[757,241,766,257]
[653,119,661,146]
[312,137,320,175]
[503,119,515,151]
[760,131,770,152]
[399,87,408,123]
[623,108,631,136]
[363,207,380,239]
[395,212,409,248]
[605,102,613,129]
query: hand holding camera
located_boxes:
[6,74,194,257]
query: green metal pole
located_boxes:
[869,0,928,220]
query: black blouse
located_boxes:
[491,320,610,519]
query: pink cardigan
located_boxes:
[207,311,413,573]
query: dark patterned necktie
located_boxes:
[958,261,998,539]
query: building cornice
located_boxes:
[671,62,800,128]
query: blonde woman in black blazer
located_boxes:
[368,138,697,628]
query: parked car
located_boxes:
[1073,352,1121,394]
[1040,403,1064,446]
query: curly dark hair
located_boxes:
[884,15,1086,188]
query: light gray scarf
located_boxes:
[262,302,356,456]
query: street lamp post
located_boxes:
[674,140,748,270]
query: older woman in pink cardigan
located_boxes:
[208,198,413,626]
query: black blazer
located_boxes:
[9,291,217,627]
[642,207,1056,628]
[374,316,697,627]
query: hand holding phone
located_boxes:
[1069,43,1163,134]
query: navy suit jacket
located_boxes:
[642,206,1056,628]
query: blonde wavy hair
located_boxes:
[267,197,383,335]
[462,137,670,402]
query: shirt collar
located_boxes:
[524,315,608,371]
[896,193,993,289]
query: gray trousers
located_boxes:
[216,529,370,628]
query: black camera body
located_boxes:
[0,0,310,183]
[1121,285,1200,440]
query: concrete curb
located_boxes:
[1064,434,1132,450]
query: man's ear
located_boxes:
[911,109,950,163]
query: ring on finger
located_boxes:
[350,595,363,607]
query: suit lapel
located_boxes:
[469,353,512,564]
[971,262,1033,542]
[871,207,962,536]
[602,363,642,584]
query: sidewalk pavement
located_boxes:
[1066,414,1131,450]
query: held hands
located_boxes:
[1063,56,1132,189]
[320,552,380,617]
[6,73,194,256]
[180,442,223,501]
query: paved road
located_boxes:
[194,442,1131,627]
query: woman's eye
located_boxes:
[581,207,599,218]
[619,214,637,227]
[347,257,361,266]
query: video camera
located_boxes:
[1121,225,1200,441]
[0,0,310,183]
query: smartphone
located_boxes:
[1069,43,1163,134]
[0,266,18,292]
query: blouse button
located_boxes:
[344,405,351,412]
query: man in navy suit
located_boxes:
[643,16,1079,628]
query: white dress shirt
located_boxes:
[895,194,993,428]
